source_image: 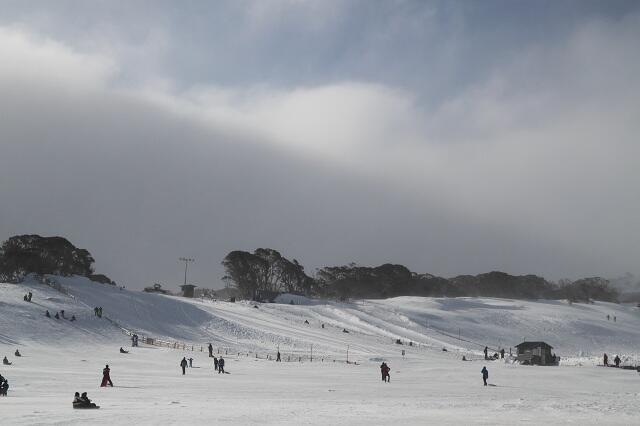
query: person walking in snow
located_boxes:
[188,358,193,368]
[380,362,390,382]
[614,355,621,367]
[180,357,188,375]
[276,351,281,362]
[208,343,213,358]
[481,366,489,386]
[100,365,113,387]
[213,356,218,371]
[484,346,488,360]
[603,353,609,366]
[218,356,225,374]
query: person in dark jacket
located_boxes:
[188,358,193,368]
[276,351,281,362]
[614,355,621,367]
[213,356,218,371]
[45,310,51,318]
[481,366,489,386]
[180,357,188,375]
[484,346,488,360]
[100,365,113,387]
[380,362,390,382]
[603,353,609,366]
[0,379,9,396]
[54,312,60,319]
[76,392,99,408]
[218,356,225,374]
[500,348,505,359]
[208,343,213,358]
[3,357,11,365]
[14,349,21,357]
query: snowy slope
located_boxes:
[2,276,640,425]
[2,275,640,360]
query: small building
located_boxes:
[180,284,197,298]
[515,341,558,365]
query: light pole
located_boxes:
[179,257,195,287]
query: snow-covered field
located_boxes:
[1,276,640,425]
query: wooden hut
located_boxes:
[515,341,558,365]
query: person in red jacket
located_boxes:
[100,365,113,387]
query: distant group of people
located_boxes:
[0,374,9,396]
[483,346,507,360]
[94,307,103,318]
[23,292,33,302]
[603,353,622,367]
[606,314,617,322]
[73,391,99,409]
[380,362,390,382]
[45,310,76,321]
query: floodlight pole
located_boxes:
[179,257,195,286]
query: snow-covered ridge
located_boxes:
[2,275,640,358]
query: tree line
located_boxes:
[0,234,114,285]
[223,248,619,302]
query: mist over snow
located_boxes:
[1,1,639,289]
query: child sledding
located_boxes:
[73,391,100,409]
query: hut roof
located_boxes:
[515,341,553,350]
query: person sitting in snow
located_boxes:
[45,310,51,318]
[74,392,99,409]
[3,356,11,365]
[14,349,21,357]
[54,312,60,319]
[481,366,489,386]
[119,347,128,354]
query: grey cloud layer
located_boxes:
[0,1,639,289]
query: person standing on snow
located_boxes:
[614,355,621,367]
[218,356,225,374]
[481,366,489,386]
[100,364,113,387]
[208,343,213,358]
[276,351,281,362]
[603,353,609,366]
[213,356,218,371]
[180,357,188,375]
[484,346,488,360]
[188,358,193,368]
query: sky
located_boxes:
[1,0,639,290]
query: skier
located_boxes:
[213,356,219,371]
[208,343,213,358]
[603,353,609,366]
[276,351,281,362]
[14,349,21,357]
[119,347,128,354]
[614,355,621,367]
[180,357,188,375]
[45,310,51,318]
[218,356,225,374]
[481,366,489,386]
[3,356,11,365]
[100,365,113,387]
[188,357,193,368]
[484,346,488,360]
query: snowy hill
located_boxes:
[2,275,640,425]
[2,275,640,359]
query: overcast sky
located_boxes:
[1,0,639,290]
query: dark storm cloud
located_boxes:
[0,1,639,289]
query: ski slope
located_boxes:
[1,276,640,425]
